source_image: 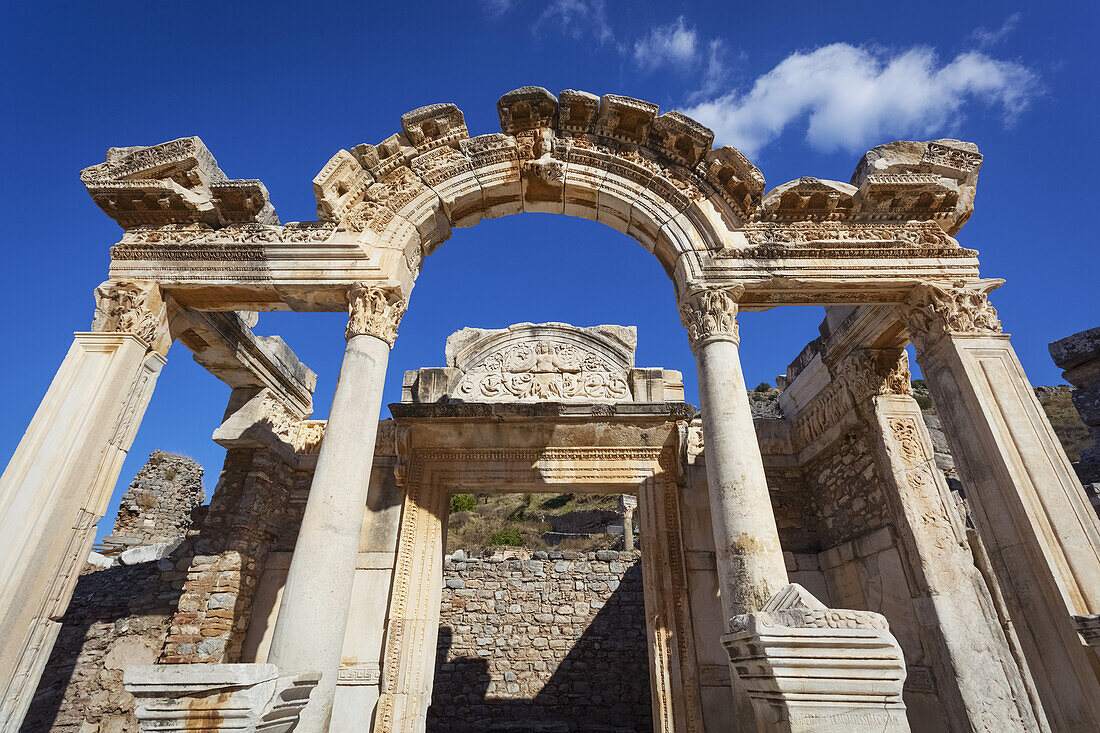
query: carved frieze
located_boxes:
[903,280,1003,353]
[678,286,743,350]
[345,284,407,345]
[93,94,988,293]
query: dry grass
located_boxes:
[446,492,622,552]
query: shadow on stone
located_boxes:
[427,561,652,733]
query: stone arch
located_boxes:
[310,87,765,283]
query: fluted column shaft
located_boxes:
[680,286,788,621]
[267,284,406,733]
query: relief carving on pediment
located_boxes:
[455,340,630,402]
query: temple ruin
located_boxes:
[2,86,1100,732]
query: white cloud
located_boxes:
[633,17,698,73]
[683,43,1038,157]
[971,13,1021,48]
[537,0,613,44]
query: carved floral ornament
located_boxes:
[91,280,170,354]
[455,340,630,402]
[345,283,407,345]
[836,348,912,405]
[678,285,744,350]
[902,280,1003,351]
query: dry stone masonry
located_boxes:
[1051,327,1100,504]
[430,549,650,732]
[100,451,205,556]
[3,85,1100,733]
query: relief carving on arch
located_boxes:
[455,340,629,402]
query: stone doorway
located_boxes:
[428,490,651,732]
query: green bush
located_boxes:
[486,527,523,547]
[449,493,477,513]
[754,381,771,392]
[914,394,934,411]
[910,379,927,390]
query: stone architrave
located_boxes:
[904,280,1100,731]
[266,283,407,732]
[0,282,169,731]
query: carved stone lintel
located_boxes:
[678,285,744,351]
[345,283,407,345]
[903,280,1003,353]
[91,280,170,356]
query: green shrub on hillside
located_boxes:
[486,527,523,547]
[450,493,477,513]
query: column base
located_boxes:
[722,584,909,733]
[124,663,319,732]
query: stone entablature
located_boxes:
[92,87,987,314]
[401,322,684,404]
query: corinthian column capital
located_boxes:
[834,348,912,406]
[678,284,745,351]
[91,280,171,356]
[345,283,407,345]
[902,279,1003,353]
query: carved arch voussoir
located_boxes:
[314,87,766,279]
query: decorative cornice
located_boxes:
[678,285,744,351]
[345,283,407,345]
[91,280,170,355]
[903,280,1003,353]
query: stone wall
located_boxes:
[20,560,176,733]
[803,432,890,548]
[100,451,205,556]
[428,548,652,733]
[1050,327,1100,497]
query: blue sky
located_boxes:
[1,1,1096,540]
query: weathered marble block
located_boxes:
[722,584,908,733]
[124,663,319,732]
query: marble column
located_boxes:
[266,283,407,733]
[678,285,788,619]
[904,280,1100,731]
[0,281,170,732]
